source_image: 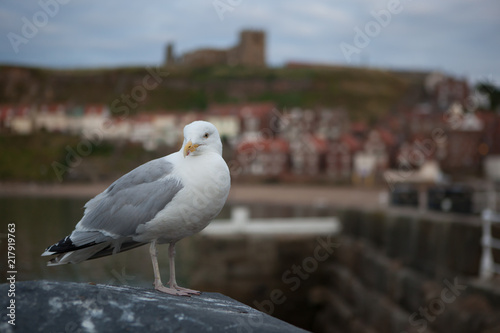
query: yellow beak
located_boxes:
[183,140,199,157]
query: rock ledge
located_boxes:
[0,280,309,333]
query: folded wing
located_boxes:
[42,158,183,265]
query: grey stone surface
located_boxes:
[0,280,310,333]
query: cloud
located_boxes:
[0,0,498,81]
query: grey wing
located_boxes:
[72,158,183,245]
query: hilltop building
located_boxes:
[165,30,266,68]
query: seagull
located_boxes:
[42,121,231,296]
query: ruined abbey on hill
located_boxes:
[165,30,266,67]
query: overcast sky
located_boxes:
[1,0,499,83]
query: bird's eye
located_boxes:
[203,132,209,139]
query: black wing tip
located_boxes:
[42,235,96,256]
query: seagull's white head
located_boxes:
[182,121,223,158]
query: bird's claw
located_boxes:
[154,283,201,296]
[174,286,201,295]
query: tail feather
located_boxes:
[47,242,110,266]
[42,235,97,257]
[42,235,146,265]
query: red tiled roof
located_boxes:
[0,105,13,120]
[309,135,328,153]
[16,106,31,117]
[240,103,276,118]
[340,134,362,151]
[40,104,65,114]
[350,121,368,133]
[132,114,154,123]
[84,104,107,115]
[208,102,276,118]
[377,128,396,146]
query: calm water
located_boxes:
[0,196,331,288]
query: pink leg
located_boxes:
[167,242,201,295]
[149,240,194,296]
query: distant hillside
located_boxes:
[0,65,428,121]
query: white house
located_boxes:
[81,105,110,136]
[34,104,68,132]
[10,106,34,134]
[152,113,181,147]
[236,138,288,177]
[101,118,132,141]
[206,115,240,144]
[130,115,155,149]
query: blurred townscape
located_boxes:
[1,31,500,195]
